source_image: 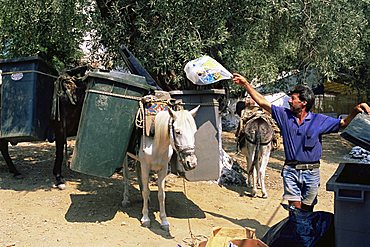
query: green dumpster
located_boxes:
[0,56,58,142]
[70,71,153,177]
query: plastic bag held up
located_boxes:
[184,55,232,85]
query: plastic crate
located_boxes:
[0,56,57,142]
[340,112,370,151]
[326,163,370,247]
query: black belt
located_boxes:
[285,160,320,170]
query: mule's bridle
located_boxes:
[168,117,196,164]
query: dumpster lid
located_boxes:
[340,113,370,151]
[0,55,46,64]
[0,56,58,75]
[87,71,156,91]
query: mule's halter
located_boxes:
[168,117,196,164]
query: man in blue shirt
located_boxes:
[233,73,370,211]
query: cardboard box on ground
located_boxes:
[198,226,268,247]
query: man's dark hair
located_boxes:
[289,85,315,111]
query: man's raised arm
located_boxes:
[232,73,272,114]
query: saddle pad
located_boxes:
[145,101,169,115]
[144,101,169,136]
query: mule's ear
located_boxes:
[168,107,177,119]
[189,105,200,117]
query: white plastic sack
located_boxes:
[184,55,232,85]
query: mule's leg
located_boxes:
[136,160,143,193]
[259,145,271,199]
[122,155,130,207]
[251,163,258,198]
[157,165,169,231]
[53,130,66,190]
[247,173,253,188]
[0,140,23,179]
[140,162,151,228]
[244,144,257,197]
[243,146,253,188]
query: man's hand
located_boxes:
[355,102,370,114]
[231,72,272,114]
[340,102,370,127]
[232,73,249,86]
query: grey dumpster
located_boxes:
[327,163,370,247]
[327,112,370,246]
[169,89,225,181]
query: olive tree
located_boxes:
[90,0,369,96]
[0,0,88,71]
[2,0,367,95]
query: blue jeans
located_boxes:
[281,165,320,206]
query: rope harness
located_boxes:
[134,94,197,167]
[1,70,58,79]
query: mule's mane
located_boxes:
[154,109,196,147]
[154,111,171,146]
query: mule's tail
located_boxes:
[249,130,261,175]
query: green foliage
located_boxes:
[341,0,370,98]
[1,0,368,96]
[0,0,87,71]
[91,0,369,95]
[91,0,234,89]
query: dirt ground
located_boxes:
[0,131,355,247]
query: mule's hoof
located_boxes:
[262,194,268,199]
[57,183,66,190]
[53,183,66,190]
[54,175,66,190]
[141,220,151,228]
[160,224,170,232]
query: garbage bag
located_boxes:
[261,204,334,247]
[184,55,232,85]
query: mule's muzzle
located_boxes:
[178,148,197,171]
[183,155,197,171]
